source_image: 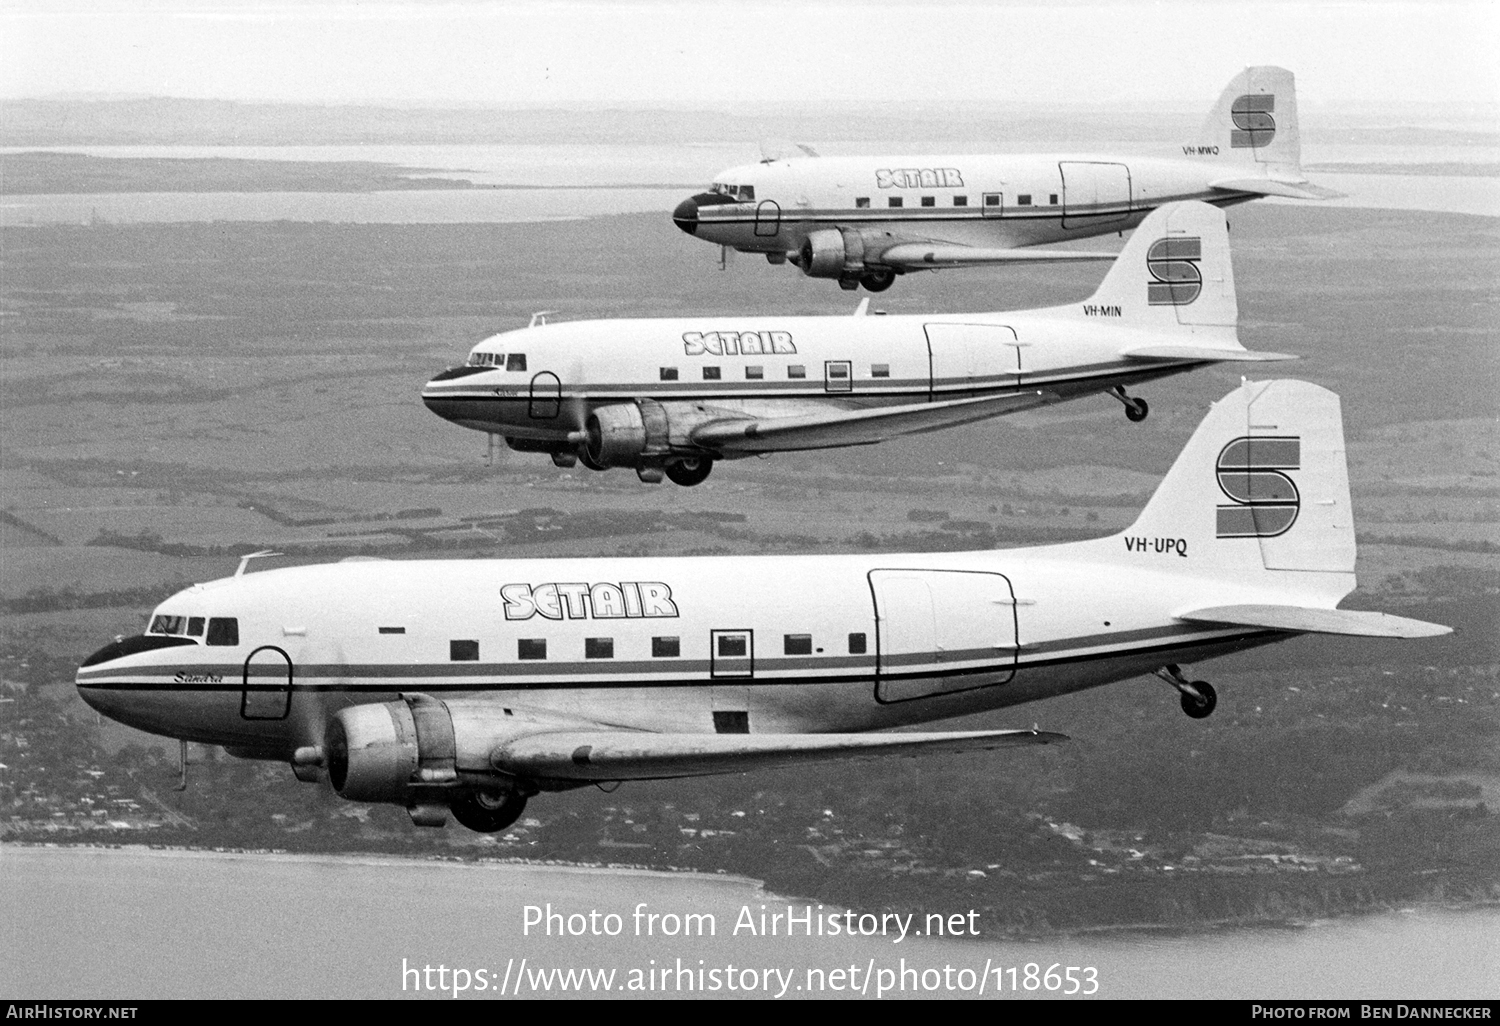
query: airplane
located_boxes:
[423,200,1294,486]
[77,379,1449,833]
[672,66,1338,292]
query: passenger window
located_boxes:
[1049,193,1059,205]
[784,634,812,655]
[984,194,1001,208]
[888,197,903,208]
[206,618,239,646]
[703,366,721,380]
[518,639,547,660]
[660,367,679,381]
[855,197,870,208]
[1017,194,1032,206]
[450,640,479,661]
[920,196,935,207]
[848,632,867,655]
[828,363,849,380]
[954,196,968,206]
[871,364,890,378]
[717,635,747,657]
[506,354,527,372]
[378,626,405,634]
[187,617,205,637]
[788,365,806,379]
[652,636,680,658]
[585,637,614,659]
[745,366,764,380]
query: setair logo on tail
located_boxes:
[1146,236,1203,306]
[1230,94,1276,148]
[1215,436,1301,538]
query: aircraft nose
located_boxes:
[672,196,699,235]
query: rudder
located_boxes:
[1186,66,1302,171]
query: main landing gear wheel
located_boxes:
[450,790,528,833]
[1180,681,1217,719]
[664,457,713,487]
[861,270,896,293]
[1124,398,1150,423]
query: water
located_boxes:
[2,142,1496,225]
[2,845,1496,999]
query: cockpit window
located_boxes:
[708,183,754,201]
[150,614,186,636]
[187,617,205,637]
[506,354,527,372]
[466,351,505,368]
[205,618,239,647]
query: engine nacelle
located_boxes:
[586,399,715,468]
[798,227,868,279]
[325,695,456,804]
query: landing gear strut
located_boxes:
[449,790,528,833]
[665,457,713,487]
[1110,386,1149,422]
[1156,664,1216,719]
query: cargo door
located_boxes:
[924,323,1020,398]
[869,569,1017,703]
[1060,161,1131,229]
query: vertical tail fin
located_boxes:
[1119,379,1355,575]
[1185,66,1303,172]
[1076,200,1236,336]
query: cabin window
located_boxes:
[518,639,547,660]
[848,632,867,655]
[984,194,1001,208]
[206,618,239,646]
[585,637,614,659]
[871,364,890,378]
[450,639,479,661]
[855,197,870,208]
[717,635,747,658]
[920,196,935,207]
[186,617,205,637]
[652,636,680,658]
[888,197,903,208]
[787,365,806,379]
[660,367,679,381]
[1017,194,1032,206]
[745,366,764,380]
[702,366,721,381]
[827,363,849,381]
[784,634,812,655]
[954,196,968,206]
[378,626,405,635]
[506,354,527,372]
[1049,193,1059,205]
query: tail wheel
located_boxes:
[1180,681,1217,719]
[664,457,713,487]
[861,270,896,292]
[450,790,527,833]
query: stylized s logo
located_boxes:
[1146,237,1202,306]
[1215,436,1300,538]
[1230,94,1276,148]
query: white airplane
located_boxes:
[77,379,1448,833]
[424,200,1293,486]
[673,66,1337,291]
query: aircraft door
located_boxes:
[754,201,781,237]
[241,645,293,720]
[981,193,1004,218]
[1060,162,1131,229]
[869,569,1017,703]
[824,360,853,393]
[710,629,753,678]
[924,323,1020,398]
[528,371,561,419]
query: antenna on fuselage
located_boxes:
[234,550,281,577]
[528,310,557,328]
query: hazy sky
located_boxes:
[2,0,1496,108]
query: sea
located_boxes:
[1,845,1496,1000]
[1,139,1497,225]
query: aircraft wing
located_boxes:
[691,390,1057,453]
[492,727,1067,782]
[1209,176,1346,201]
[877,242,1118,269]
[1123,345,1299,362]
[1176,605,1451,638]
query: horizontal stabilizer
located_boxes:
[492,728,1067,782]
[1210,176,1345,201]
[1177,604,1451,638]
[692,389,1056,453]
[1124,345,1298,362]
[879,243,1117,269]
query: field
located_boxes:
[2,197,1498,933]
